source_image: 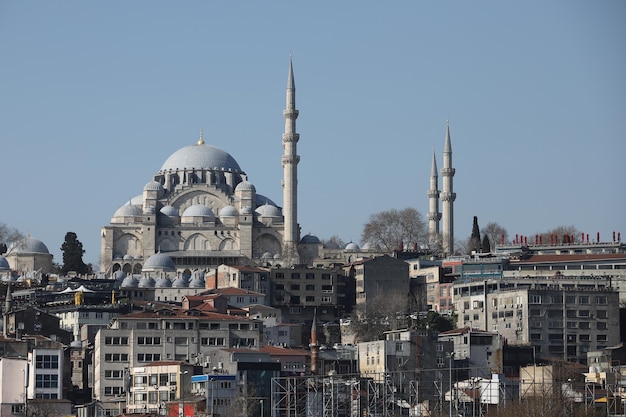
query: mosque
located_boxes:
[97,59,456,277]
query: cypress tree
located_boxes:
[469,216,482,253]
[61,232,88,275]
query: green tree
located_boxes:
[361,207,426,251]
[61,232,89,275]
[481,234,491,252]
[468,216,481,253]
[415,311,454,332]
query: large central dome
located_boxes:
[159,142,243,173]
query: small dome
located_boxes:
[189,276,205,288]
[300,234,320,244]
[255,203,282,218]
[143,253,176,271]
[160,205,179,217]
[241,206,253,215]
[0,256,11,270]
[361,241,380,250]
[155,277,172,287]
[70,340,82,349]
[235,180,256,193]
[121,275,139,288]
[138,276,156,288]
[219,205,238,217]
[345,242,361,250]
[113,271,127,281]
[182,205,215,218]
[123,254,133,261]
[114,201,142,218]
[172,277,188,288]
[144,180,164,192]
[261,252,273,260]
[8,236,50,254]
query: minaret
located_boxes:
[3,283,13,337]
[427,148,441,247]
[281,57,301,265]
[441,121,456,255]
[309,308,319,374]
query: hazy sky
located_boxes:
[1,1,624,267]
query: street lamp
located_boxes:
[448,352,455,417]
[260,399,264,417]
[210,377,215,417]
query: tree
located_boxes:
[467,216,481,253]
[321,235,346,249]
[361,208,426,251]
[61,232,89,275]
[536,225,581,245]
[0,223,23,254]
[481,222,509,249]
[481,235,491,253]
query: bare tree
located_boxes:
[361,208,426,251]
[481,222,509,249]
[348,288,409,342]
[0,223,23,254]
[321,234,346,249]
[536,225,581,245]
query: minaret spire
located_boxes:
[441,121,456,255]
[281,56,301,265]
[427,147,441,248]
[309,308,319,374]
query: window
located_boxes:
[596,296,608,305]
[276,273,285,279]
[321,296,332,303]
[35,374,58,388]
[436,356,444,367]
[579,296,590,304]
[291,284,300,290]
[105,370,123,379]
[105,353,129,362]
[291,273,300,279]
[104,336,129,345]
[305,296,315,302]
[306,273,315,280]
[321,285,333,293]
[138,337,161,345]
[201,337,225,346]
[529,295,542,304]
[597,310,608,319]
[597,322,607,330]
[36,355,59,369]
[322,274,331,280]
[306,284,315,291]
[104,386,124,396]
[597,334,608,342]
[137,353,161,362]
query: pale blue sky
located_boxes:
[1,1,624,267]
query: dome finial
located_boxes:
[198,129,204,145]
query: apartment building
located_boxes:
[453,275,619,363]
[93,305,262,415]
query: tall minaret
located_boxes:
[309,308,319,374]
[441,121,456,255]
[281,57,301,265]
[427,148,441,247]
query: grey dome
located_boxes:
[123,254,133,261]
[172,277,188,288]
[255,203,282,217]
[144,180,164,192]
[182,205,215,218]
[235,180,256,192]
[189,276,205,288]
[155,277,172,287]
[143,253,176,271]
[300,234,320,244]
[256,194,277,207]
[324,241,340,249]
[121,275,139,288]
[160,205,179,217]
[345,242,361,250]
[219,205,238,217]
[159,143,242,173]
[114,202,142,218]
[113,271,127,281]
[241,206,253,215]
[0,256,10,270]
[138,276,156,288]
[9,236,50,254]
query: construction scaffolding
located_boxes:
[270,368,515,417]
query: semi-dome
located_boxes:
[182,205,215,218]
[123,254,133,261]
[0,256,10,270]
[241,206,253,215]
[8,236,50,254]
[256,194,277,207]
[189,275,205,288]
[159,142,242,173]
[255,203,282,217]
[235,180,256,193]
[301,234,320,244]
[345,242,361,250]
[144,180,164,192]
[219,205,238,217]
[114,202,142,218]
[160,205,179,217]
[143,252,176,271]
